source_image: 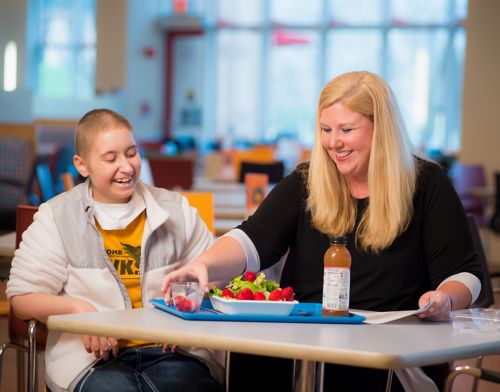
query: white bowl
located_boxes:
[210,295,298,316]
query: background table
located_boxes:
[0,231,15,280]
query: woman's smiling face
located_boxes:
[320,102,374,191]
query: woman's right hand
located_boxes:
[161,260,209,303]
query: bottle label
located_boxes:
[322,267,350,311]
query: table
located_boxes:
[214,206,246,220]
[48,308,500,391]
[0,231,15,258]
[193,177,246,194]
[0,231,15,279]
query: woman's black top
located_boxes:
[237,160,482,311]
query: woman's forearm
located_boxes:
[198,236,248,282]
[437,280,472,310]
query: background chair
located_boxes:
[457,215,497,392]
[230,146,277,181]
[0,205,47,392]
[244,173,269,217]
[449,162,488,226]
[60,172,75,192]
[181,192,215,234]
[147,156,194,190]
[489,172,500,233]
[0,124,36,230]
[445,365,500,392]
[35,163,56,203]
[467,215,495,308]
[238,161,285,184]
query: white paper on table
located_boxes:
[351,299,435,325]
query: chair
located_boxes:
[0,124,36,230]
[444,365,500,391]
[181,192,214,234]
[60,172,75,192]
[487,172,500,278]
[489,172,500,230]
[466,215,495,308]
[0,205,47,392]
[238,161,285,184]
[147,156,194,190]
[230,146,277,181]
[447,216,499,392]
[449,162,488,226]
[244,173,269,217]
[35,164,56,202]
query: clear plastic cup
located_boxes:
[171,282,204,313]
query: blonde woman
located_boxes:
[162,72,482,391]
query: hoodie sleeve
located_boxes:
[6,202,69,299]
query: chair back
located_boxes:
[231,147,277,180]
[9,205,48,347]
[489,172,500,233]
[60,172,75,191]
[181,192,215,234]
[0,124,36,230]
[35,164,56,202]
[466,215,495,308]
[147,156,194,190]
[244,173,269,217]
[450,162,487,225]
[239,161,285,184]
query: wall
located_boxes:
[461,0,500,267]
[32,0,126,121]
[0,0,32,123]
[124,0,168,140]
[96,0,126,93]
[0,0,168,139]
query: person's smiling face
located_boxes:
[319,102,374,192]
[74,126,141,204]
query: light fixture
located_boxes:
[3,41,17,92]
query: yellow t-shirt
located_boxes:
[96,210,150,348]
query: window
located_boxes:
[204,0,467,152]
[31,0,96,99]
[3,41,17,92]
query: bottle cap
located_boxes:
[329,236,347,244]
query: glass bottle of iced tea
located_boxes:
[322,236,351,317]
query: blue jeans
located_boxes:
[74,346,222,392]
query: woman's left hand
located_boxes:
[418,290,452,321]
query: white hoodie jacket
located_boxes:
[7,180,223,391]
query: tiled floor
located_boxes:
[1,280,499,391]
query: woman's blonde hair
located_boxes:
[307,71,417,253]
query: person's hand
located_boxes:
[161,343,177,353]
[161,261,209,304]
[71,298,119,360]
[418,290,452,321]
[81,335,119,360]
